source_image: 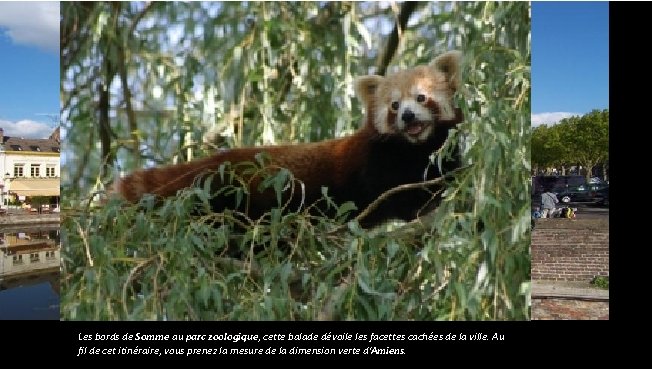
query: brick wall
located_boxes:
[531,218,609,282]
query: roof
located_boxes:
[1,135,60,153]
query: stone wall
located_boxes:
[0,213,60,226]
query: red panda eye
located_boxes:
[417,94,426,103]
[391,101,400,111]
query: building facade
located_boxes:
[0,127,61,206]
[0,229,60,278]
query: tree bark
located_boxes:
[98,80,115,179]
[585,164,593,182]
[117,46,139,164]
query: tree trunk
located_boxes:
[99,78,115,180]
[584,164,593,182]
[117,45,139,166]
[375,2,421,76]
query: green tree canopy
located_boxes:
[531,109,608,179]
[562,109,609,180]
[532,124,557,172]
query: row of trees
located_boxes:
[531,109,609,180]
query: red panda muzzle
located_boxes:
[405,121,427,136]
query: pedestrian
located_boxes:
[540,187,559,218]
[532,207,542,219]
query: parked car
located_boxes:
[553,183,608,203]
[593,186,609,207]
[532,175,587,206]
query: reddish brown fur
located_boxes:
[115,124,377,215]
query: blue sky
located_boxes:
[531,1,609,126]
[0,2,609,134]
[0,2,59,139]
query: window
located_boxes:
[46,166,56,177]
[46,250,56,259]
[13,255,23,265]
[30,253,40,263]
[31,164,40,177]
[14,165,24,177]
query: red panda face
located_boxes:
[355,50,461,144]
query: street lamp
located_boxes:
[3,173,10,209]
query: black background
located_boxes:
[2,0,626,362]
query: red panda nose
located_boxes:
[402,110,416,123]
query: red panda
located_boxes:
[114,50,464,228]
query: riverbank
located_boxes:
[0,213,60,226]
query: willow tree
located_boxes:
[61,2,531,321]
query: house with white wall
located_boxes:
[0,127,60,207]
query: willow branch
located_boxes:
[354,165,470,226]
[376,2,422,76]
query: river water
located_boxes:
[0,225,60,320]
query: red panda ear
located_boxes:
[431,50,462,91]
[354,75,385,107]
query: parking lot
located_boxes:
[532,175,609,212]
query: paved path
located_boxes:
[532,280,609,320]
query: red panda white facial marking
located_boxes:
[380,80,448,143]
[355,51,460,143]
[390,85,434,143]
[354,50,461,142]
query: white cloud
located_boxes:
[0,119,56,139]
[0,2,59,53]
[531,112,582,127]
